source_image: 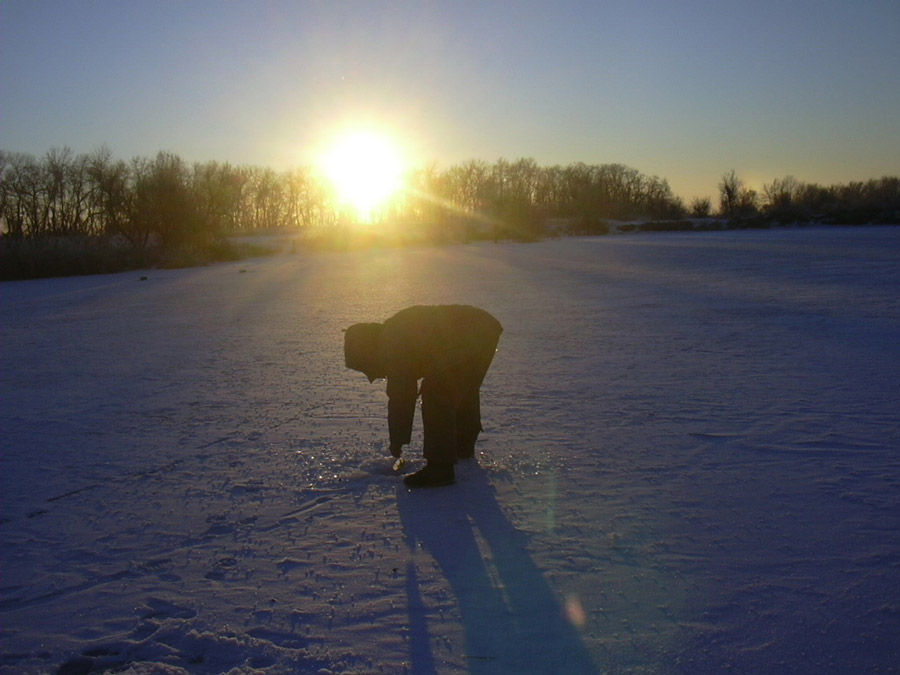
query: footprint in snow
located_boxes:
[204,557,239,581]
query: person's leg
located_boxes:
[421,384,458,465]
[406,378,456,487]
[455,342,499,458]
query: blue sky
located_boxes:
[2,0,898,201]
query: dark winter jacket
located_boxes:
[345,305,503,447]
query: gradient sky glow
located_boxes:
[2,0,899,201]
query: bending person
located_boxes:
[344,305,503,488]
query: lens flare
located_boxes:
[565,594,587,627]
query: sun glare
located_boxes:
[321,130,407,222]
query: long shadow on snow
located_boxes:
[396,465,596,674]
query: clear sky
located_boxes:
[2,0,899,201]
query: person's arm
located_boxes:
[386,375,418,455]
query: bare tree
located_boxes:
[44,147,98,236]
[719,170,742,217]
[763,176,800,210]
[130,152,198,251]
[738,187,760,215]
[0,152,47,237]
[689,196,712,218]
[87,147,134,242]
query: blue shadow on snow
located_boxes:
[396,465,596,674]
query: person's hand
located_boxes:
[389,442,403,458]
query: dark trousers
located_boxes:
[420,341,499,464]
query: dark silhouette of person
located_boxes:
[344,305,502,488]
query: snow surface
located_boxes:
[1,227,899,674]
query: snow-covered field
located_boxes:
[2,227,899,674]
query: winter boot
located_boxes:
[403,461,455,488]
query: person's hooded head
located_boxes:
[344,322,385,382]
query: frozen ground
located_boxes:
[1,226,899,674]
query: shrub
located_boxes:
[689,197,712,218]
[0,236,149,280]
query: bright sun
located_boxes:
[321,130,407,222]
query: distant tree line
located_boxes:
[1,146,898,279]
[403,158,684,240]
[0,147,342,278]
[0,149,683,242]
[713,170,900,225]
[0,147,334,245]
